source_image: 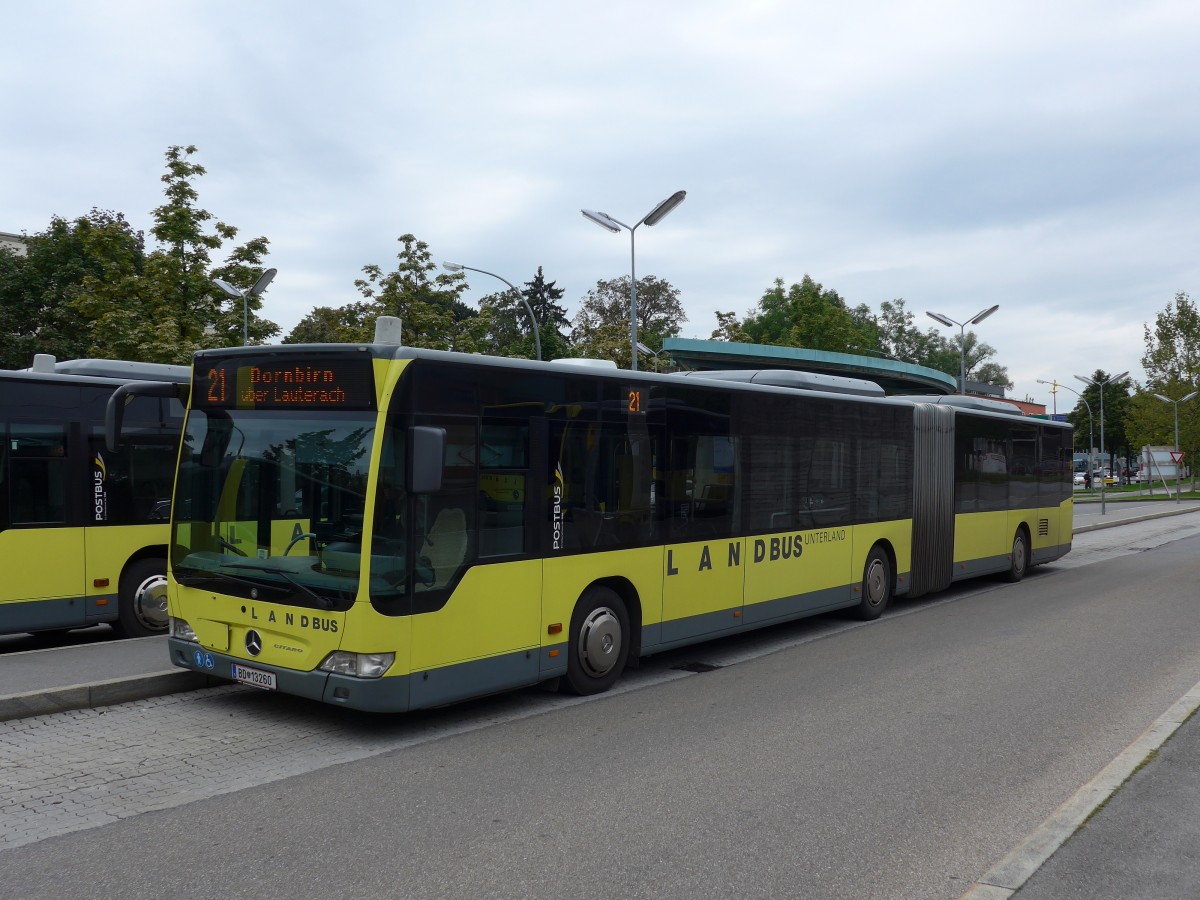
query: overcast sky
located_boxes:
[4,0,1198,412]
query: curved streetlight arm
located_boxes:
[928,306,999,393]
[212,268,277,346]
[443,262,541,361]
[969,304,1000,325]
[641,190,687,227]
[212,279,241,300]
[582,191,686,372]
[581,209,623,233]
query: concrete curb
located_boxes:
[0,670,217,722]
[961,683,1200,898]
[1072,502,1200,534]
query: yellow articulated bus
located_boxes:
[110,327,1072,712]
[1,357,188,638]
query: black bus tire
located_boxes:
[115,558,170,638]
[565,587,630,695]
[1004,528,1029,583]
[853,545,892,621]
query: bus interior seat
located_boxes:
[419,507,467,589]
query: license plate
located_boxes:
[230,663,277,691]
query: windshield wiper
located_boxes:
[224,562,337,610]
[174,568,290,595]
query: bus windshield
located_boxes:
[171,408,376,611]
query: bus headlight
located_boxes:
[171,617,198,643]
[318,651,395,679]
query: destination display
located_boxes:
[195,353,376,410]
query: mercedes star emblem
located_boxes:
[245,629,263,657]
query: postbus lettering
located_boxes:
[551,483,564,550]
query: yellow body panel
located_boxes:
[409,560,541,671]
[663,539,745,624]
[173,582,345,670]
[542,547,664,638]
[0,527,85,603]
[954,510,1010,566]
[82,522,170,608]
[745,528,852,607]
[853,520,914,576]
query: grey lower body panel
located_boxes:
[951,542,1072,581]
[0,595,117,636]
[1032,542,1071,565]
[645,584,856,654]
[167,637,547,714]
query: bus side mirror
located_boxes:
[106,381,190,453]
[408,426,445,494]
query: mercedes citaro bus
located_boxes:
[108,319,1072,712]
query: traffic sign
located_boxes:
[1170,450,1185,464]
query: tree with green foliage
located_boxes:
[1126,291,1200,487]
[710,310,752,343]
[741,276,882,356]
[0,145,278,368]
[571,275,686,368]
[136,144,277,359]
[876,299,937,364]
[283,302,381,344]
[524,266,571,360]
[477,266,571,361]
[353,233,481,351]
[0,209,147,368]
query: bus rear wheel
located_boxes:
[565,587,630,695]
[116,558,170,638]
[853,545,892,621]
[1004,528,1029,583]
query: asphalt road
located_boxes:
[2,520,1200,899]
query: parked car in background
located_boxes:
[1073,472,1087,487]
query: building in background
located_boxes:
[0,231,27,256]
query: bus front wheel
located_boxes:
[116,559,170,638]
[1004,528,1029,583]
[853,545,892,621]
[565,587,630,695]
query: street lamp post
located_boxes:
[442,262,541,361]
[1075,371,1129,515]
[213,268,277,346]
[1152,388,1198,503]
[1038,378,1094,491]
[635,341,662,373]
[582,191,686,371]
[926,305,1000,394]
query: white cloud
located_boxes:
[3,0,1199,410]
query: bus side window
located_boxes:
[479,419,527,558]
[9,423,67,525]
[0,426,8,529]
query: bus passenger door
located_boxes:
[661,432,744,644]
